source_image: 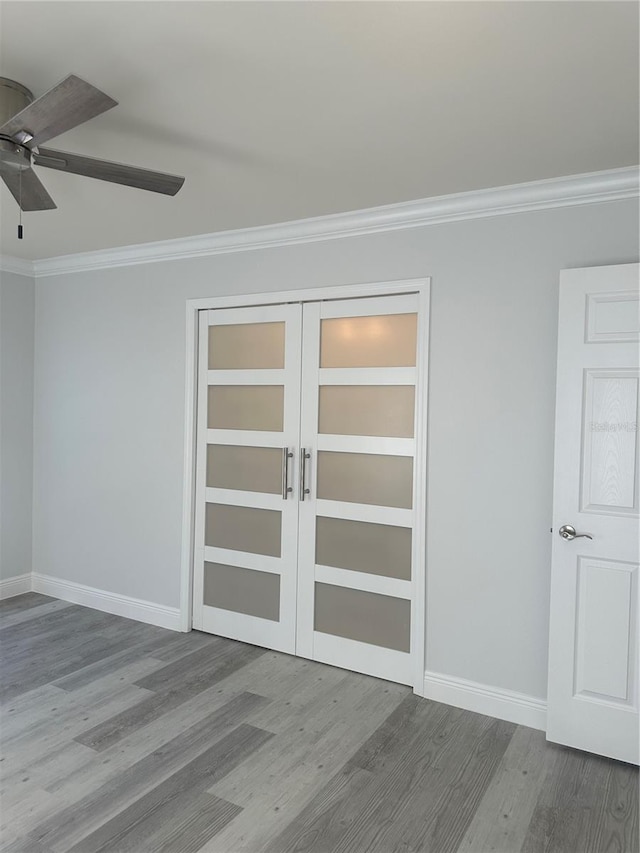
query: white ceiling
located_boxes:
[1,1,638,261]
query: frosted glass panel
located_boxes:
[315,583,410,652]
[209,322,285,369]
[208,386,284,432]
[204,562,280,621]
[207,445,282,494]
[316,517,411,580]
[205,503,281,557]
[320,314,417,368]
[319,385,415,437]
[317,451,413,508]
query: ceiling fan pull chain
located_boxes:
[18,168,23,239]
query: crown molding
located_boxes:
[8,166,640,279]
[0,255,35,276]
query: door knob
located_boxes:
[558,524,593,541]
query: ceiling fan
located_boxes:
[0,74,185,215]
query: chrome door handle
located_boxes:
[299,449,311,501]
[558,524,593,541]
[281,448,293,500]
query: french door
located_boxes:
[192,304,302,653]
[192,291,425,686]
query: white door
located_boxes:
[192,304,302,654]
[191,287,428,690]
[297,294,425,686]
[547,263,639,764]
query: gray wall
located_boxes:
[31,199,639,699]
[1,271,35,580]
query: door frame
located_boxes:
[179,277,431,695]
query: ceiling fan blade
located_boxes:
[34,147,185,196]
[0,75,117,147]
[1,166,56,210]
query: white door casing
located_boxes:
[547,263,639,764]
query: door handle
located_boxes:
[558,524,593,541]
[281,448,293,500]
[299,448,311,501]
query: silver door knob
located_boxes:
[558,524,593,541]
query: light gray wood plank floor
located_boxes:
[1,594,637,853]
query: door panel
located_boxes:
[206,445,283,494]
[574,558,636,703]
[205,503,282,557]
[314,582,411,652]
[315,516,412,580]
[320,312,417,367]
[547,263,639,764]
[192,303,302,653]
[204,562,281,622]
[297,294,421,685]
[208,321,285,369]
[316,451,413,508]
[580,370,639,513]
[207,385,285,431]
[318,385,415,437]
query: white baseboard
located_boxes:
[4,572,546,729]
[31,573,182,631]
[423,669,547,731]
[0,573,32,600]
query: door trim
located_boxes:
[179,277,430,694]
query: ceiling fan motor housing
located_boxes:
[0,79,34,172]
[0,78,33,126]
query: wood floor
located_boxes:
[0,594,637,853]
